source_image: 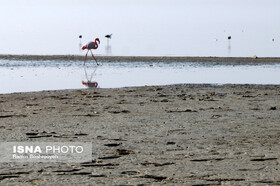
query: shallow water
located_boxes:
[1,59,280,94]
[0,0,280,57]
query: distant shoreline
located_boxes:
[1,54,280,63]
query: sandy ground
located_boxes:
[0,84,279,185]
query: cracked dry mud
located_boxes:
[0,84,279,185]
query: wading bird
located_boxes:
[78,35,83,50]
[105,34,112,46]
[81,38,100,66]
[105,34,112,39]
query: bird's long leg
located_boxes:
[83,50,89,66]
[90,50,99,66]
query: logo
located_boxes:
[0,142,92,162]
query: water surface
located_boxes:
[1,59,280,94]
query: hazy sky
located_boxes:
[0,0,279,57]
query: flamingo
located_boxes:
[81,38,100,66]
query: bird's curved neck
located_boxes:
[94,39,98,44]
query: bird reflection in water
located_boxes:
[82,64,99,88]
[82,80,98,88]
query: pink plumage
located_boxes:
[81,38,100,66]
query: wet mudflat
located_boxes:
[0,84,279,185]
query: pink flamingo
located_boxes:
[81,38,100,65]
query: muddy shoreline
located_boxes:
[1,54,280,63]
[0,84,279,185]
